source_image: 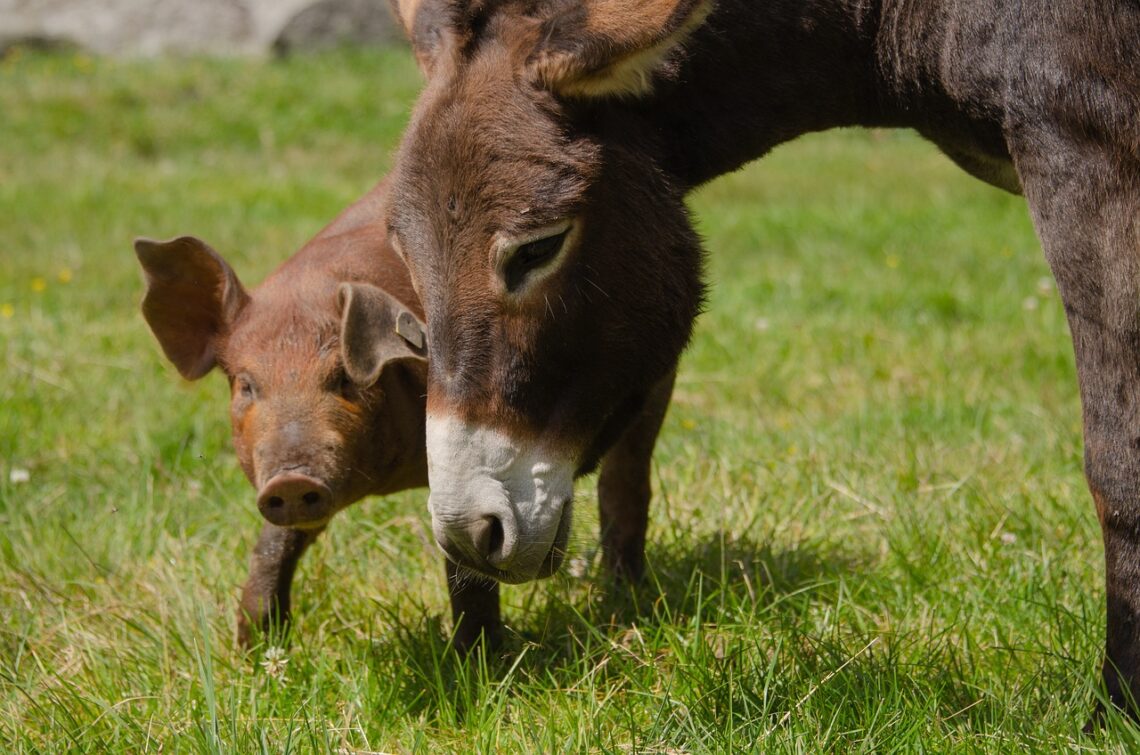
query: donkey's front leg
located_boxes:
[446,559,502,652]
[597,370,676,582]
[1018,133,1140,715]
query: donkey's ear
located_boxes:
[389,0,455,74]
[338,282,427,387]
[529,0,714,99]
[134,236,250,380]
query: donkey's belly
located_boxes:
[932,136,1021,194]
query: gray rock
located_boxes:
[0,0,405,56]
[0,33,81,57]
[275,0,402,55]
[0,0,255,55]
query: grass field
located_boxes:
[1,48,1134,751]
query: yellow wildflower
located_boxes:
[31,277,46,293]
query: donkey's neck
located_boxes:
[648,0,1011,188]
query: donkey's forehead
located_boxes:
[390,54,599,239]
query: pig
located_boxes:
[135,179,500,649]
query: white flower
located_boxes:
[261,646,289,681]
[9,468,30,484]
[567,557,589,579]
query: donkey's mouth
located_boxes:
[535,498,573,579]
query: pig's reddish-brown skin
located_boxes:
[138,179,500,650]
[221,182,428,506]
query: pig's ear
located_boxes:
[338,282,427,387]
[134,236,250,380]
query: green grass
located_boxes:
[0,48,1131,751]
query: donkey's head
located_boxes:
[388,0,711,583]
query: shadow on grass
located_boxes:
[365,533,865,723]
[360,531,1109,742]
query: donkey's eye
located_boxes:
[504,229,569,292]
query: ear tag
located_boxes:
[395,311,425,349]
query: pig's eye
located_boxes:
[235,375,256,401]
[332,369,356,398]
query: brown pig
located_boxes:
[135,179,500,649]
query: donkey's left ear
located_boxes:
[528,0,714,99]
[338,282,427,387]
[389,0,455,75]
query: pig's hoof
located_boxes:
[236,608,291,651]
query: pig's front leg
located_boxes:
[597,370,676,582]
[446,558,501,652]
[237,522,325,648]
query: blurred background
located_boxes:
[2,0,403,57]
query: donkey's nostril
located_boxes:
[468,515,507,563]
[436,510,517,572]
[487,516,504,556]
[302,491,322,505]
[268,496,285,509]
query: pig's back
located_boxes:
[261,179,423,321]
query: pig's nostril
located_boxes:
[257,473,332,527]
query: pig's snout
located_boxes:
[257,472,334,528]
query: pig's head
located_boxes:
[135,235,428,529]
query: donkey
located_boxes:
[381,0,1140,714]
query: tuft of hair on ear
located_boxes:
[529,0,714,99]
[388,0,470,75]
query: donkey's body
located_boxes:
[644,0,1016,191]
[386,0,1140,712]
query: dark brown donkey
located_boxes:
[137,179,668,648]
[383,0,1140,714]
